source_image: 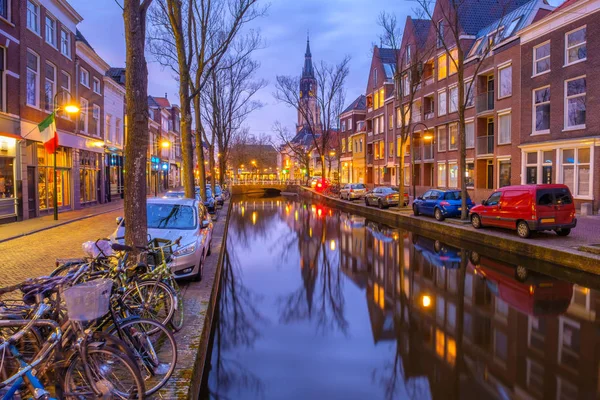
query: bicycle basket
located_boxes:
[62,279,113,322]
[147,238,174,265]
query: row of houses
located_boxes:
[0,0,182,224]
[338,0,599,212]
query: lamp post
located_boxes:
[52,92,80,220]
[411,122,429,203]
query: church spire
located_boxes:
[302,33,314,78]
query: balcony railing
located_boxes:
[424,111,435,120]
[476,135,494,156]
[475,90,494,114]
[423,145,434,160]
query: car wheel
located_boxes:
[192,256,204,282]
[434,208,444,221]
[206,240,213,256]
[471,214,482,229]
[517,221,531,238]
[413,204,420,216]
[378,200,384,209]
[555,228,571,237]
[515,265,529,282]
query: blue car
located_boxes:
[413,189,474,221]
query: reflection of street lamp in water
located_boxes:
[421,295,432,308]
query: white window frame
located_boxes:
[348,118,352,130]
[93,104,100,136]
[44,61,56,113]
[497,157,511,188]
[498,64,512,98]
[465,79,474,108]
[80,97,89,133]
[498,111,511,145]
[465,120,475,149]
[45,15,56,47]
[26,49,40,108]
[449,85,458,113]
[438,89,447,116]
[557,316,580,368]
[105,113,112,143]
[448,123,458,151]
[437,126,447,152]
[80,68,90,88]
[533,41,551,77]
[0,0,11,22]
[564,26,586,66]
[26,0,40,35]
[60,29,71,58]
[437,162,447,187]
[448,161,458,188]
[532,85,550,135]
[93,77,101,94]
[564,75,586,130]
[559,147,592,199]
[115,118,122,145]
[556,377,578,400]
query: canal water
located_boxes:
[201,196,600,400]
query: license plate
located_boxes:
[541,218,555,223]
[539,283,554,288]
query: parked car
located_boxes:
[413,189,474,221]
[113,198,213,281]
[309,177,321,188]
[163,190,200,201]
[364,187,399,208]
[469,184,577,238]
[411,233,462,269]
[196,186,216,213]
[340,183,367,200]
[214,185,224,206]
[314,178,330,192]
[391,187,410,206]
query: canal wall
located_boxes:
[298,187,600,275]
[159,198,233,399]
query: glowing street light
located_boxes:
[161,140,170,148]
[422,295,432,308]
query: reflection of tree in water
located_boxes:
[206,242,269,399]
[278,211,348,335]
[228,199,283,251]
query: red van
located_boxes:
[469,184,577,238]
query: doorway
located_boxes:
[487,160,494,189]
[27,167,36,219]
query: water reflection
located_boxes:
[202,197,599,400]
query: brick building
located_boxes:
[519,0,599,212]
[338,94,366,183]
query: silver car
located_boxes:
[340,183,367,200]
[113,198,213,281]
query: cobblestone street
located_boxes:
[0,210,124,286]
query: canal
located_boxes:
[201,195,600,400]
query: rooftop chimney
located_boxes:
[165,92,168,99]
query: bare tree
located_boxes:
[415,0,511,219]
[272,121,310,184]
[275,56,350,179]
[122,0,153,249]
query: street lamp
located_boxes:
[161,139,170,148]
[411,122,429,203]
[52,92,80,220]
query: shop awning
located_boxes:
[0,132,22,140]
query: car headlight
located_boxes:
[173,242,197,256]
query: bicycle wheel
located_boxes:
[61,344,145,399]
[167,278,184,332]
[121,280,175,329]
[108,318,177,396]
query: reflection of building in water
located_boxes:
[339,213,368,288]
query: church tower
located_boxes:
[298,35,321,132]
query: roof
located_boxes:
[75,29,94,51]
[148,96,171,108]
[107,67,126,85]
[377,47,399,64]
[457,0,533,35]
[551,0,581,13]
[291,126,320,147]
[413,19,431,47]
[341,95,367,114]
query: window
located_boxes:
[374,91,379,110]
[465,122,474,149]
[449,162,458,187]
[498,113,511,144]
[348,118,352,130]
[533,87,550,133]
[93,77,101,94]
[526,152,538,184]
[60,29,71,58]
[341,120,346,132]
[449,124,458,150]
[437,20,444,48]
[0,0,8,20]
[80,98,88,133]
[466,162,474,187]
[379,141,384,159]
[359,138,363,153]
[558,318,580,371]
[44,62,56,112]
[389,113,393,130]
[396,107,402,128]
[565,26,586,65]
[557,377,578,400]
[373,68,378,86]
[469,38,483,57]
[565,76,586,129]
[562,148,590,197]
[499,65,512,97]
[437,163,447,187]
[402,73,411,97]
[499,160,511,187]
[26,1,39,34]
[465,80,474,108]
[115,118,122,145]
[438,90,447,116]
[379,88,385,108]
[26,50,39,107]
[405,45,412,66]
[80,68,89,87]
[45,16,56,47]
[374,117,379,135]
[526,359,544,396]
[105,114,112,142]
[402,104,410,126]
[533,42,550,75]
[438,53,447,80]
[93,104,100,136]
[437,126,447,152]
[449,48,458,75]
[379,115,384,133]
[494,330,508,365]
[449,86,458,113]
[504,18,521,39]
[348,137,353,152]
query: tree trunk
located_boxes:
[321,155,326,180]
[193,95,207,199]
[457,55,468,221]
[166,0,194,199]
[398,140,406,206]
[123,0,149,248]
[209,143,216,191]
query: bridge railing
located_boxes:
[232,179,302,185]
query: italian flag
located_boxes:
[38,113,59,154]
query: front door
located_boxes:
[27,167,36,218]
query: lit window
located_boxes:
[449,48,458,75]
[565,27,586,65]
[448,162,458,187]
[438,53,447,80]
[564,76,586,129]
[533,42,550,75]
[437,163,447,187]
[449,124,458,150]
[379,88,385,108]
